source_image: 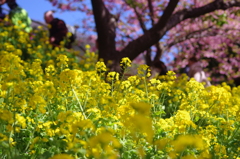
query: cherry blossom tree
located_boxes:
[48,0,240,83]
[166,6,240,84]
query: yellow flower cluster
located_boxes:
[0,20,239,159]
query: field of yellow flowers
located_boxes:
[0,19,239,159]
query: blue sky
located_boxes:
[2,0,80,26]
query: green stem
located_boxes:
[143,77,149,99]
[24,129,35,152]
[110,80,114,96]
[72,87,87,119]
[228,124,240,142]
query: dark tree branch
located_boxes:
[147,0,155,25]
[120,0,179,60]
[154,0,180,29]
[168,27,240,48]
[132,0,165,66]
[165,0,240,32]
[124,0,147,31]
[129,1,153,65]
[147,0,164,63]
[145,49,152,66]
[119,0,240,61]
[133,7,147,32]
[168,26,214,47]
[153,43,163,62]
[134,6,154,66]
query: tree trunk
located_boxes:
[91,0,119,70]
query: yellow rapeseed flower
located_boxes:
[120,57,132,70]
[49,154,74,159]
